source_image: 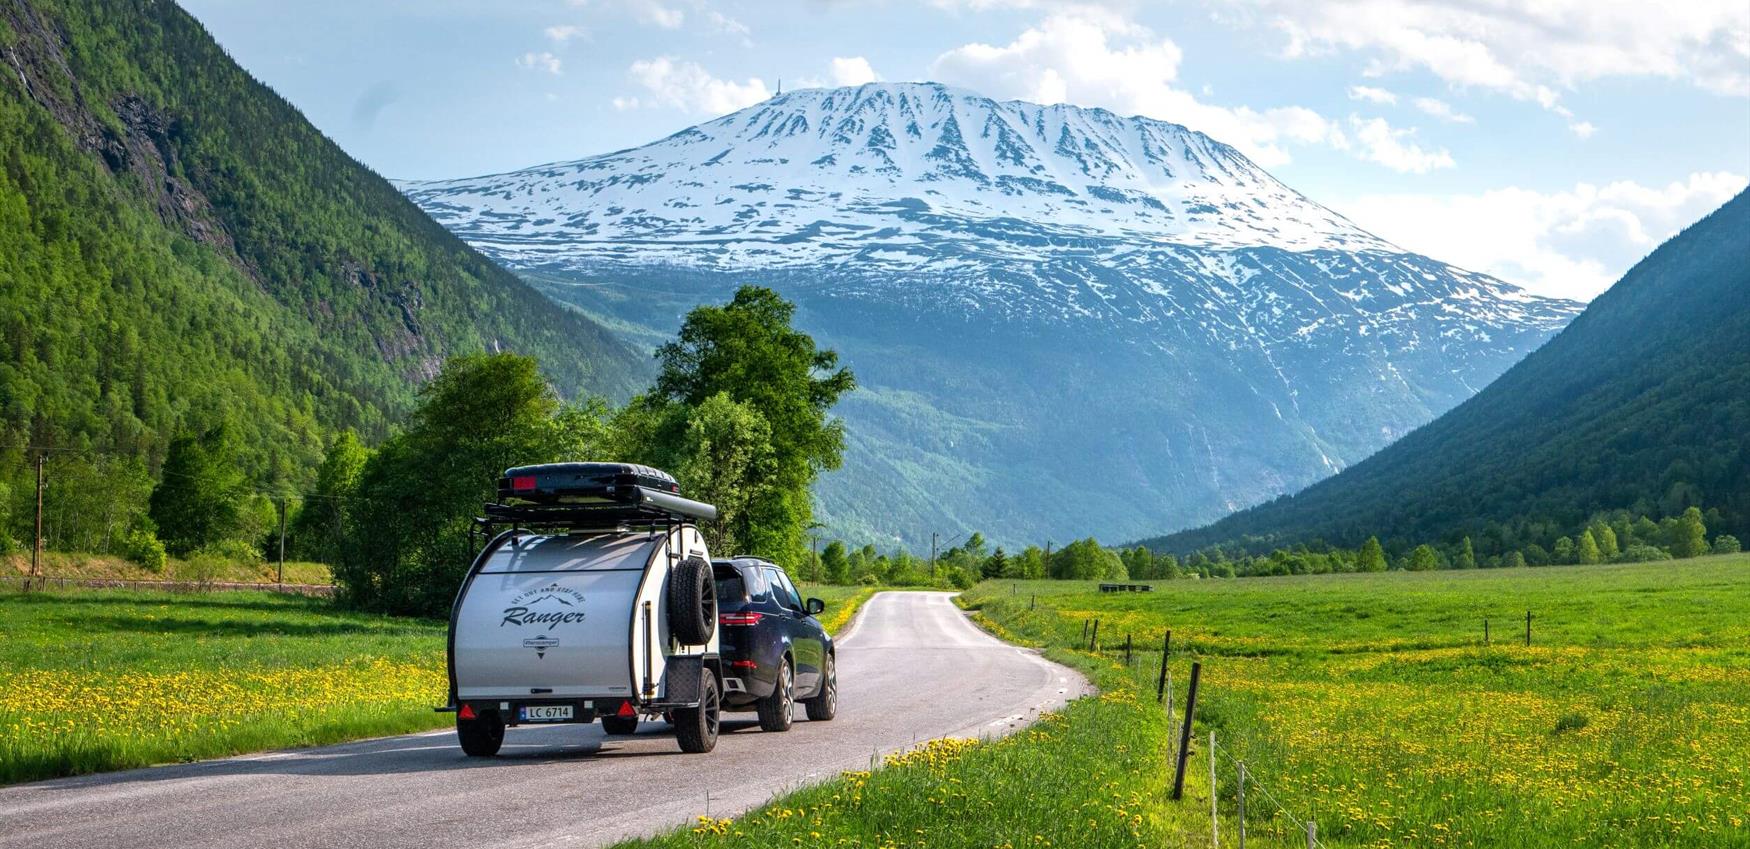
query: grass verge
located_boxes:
[0,588,445,784]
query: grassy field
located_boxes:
[970,557,1750,848]
[4,551,333,585]
[612,557,1749,849]
[0,588,447,784]
[0,581,874,785]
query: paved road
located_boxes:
[0,592,1087,849]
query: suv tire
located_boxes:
[457,710,505,757]
[803,652,837,721]
[756,658,795,732]
[600,715,639,735]
[668,557,717,645]
[673,672,720,754]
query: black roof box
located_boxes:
[499,462,680,504]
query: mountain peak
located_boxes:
[405,82,1393,264]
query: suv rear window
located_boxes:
[714,570,747,603]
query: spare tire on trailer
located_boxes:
[668,556,716,645]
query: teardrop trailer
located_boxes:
[440,463,728,755]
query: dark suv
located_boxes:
[712,557,837,731]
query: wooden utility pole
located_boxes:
[811,535,820,582]
[276,498,288,586]
[29,452,44,591]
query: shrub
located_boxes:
[1713,534,1742,555]
[121,529,168,573]
[174,552,229,588]
[1618,544,1673,563]
[1552,712,1589,734]
[193,538,266,565]
[857,573,880,586]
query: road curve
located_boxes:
[0,592,1088,849]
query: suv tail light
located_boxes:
[719,612,763,626]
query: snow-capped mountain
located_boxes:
[404,82,1580,548]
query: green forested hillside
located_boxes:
[0,0,644,490]
[1145,189,1750,555]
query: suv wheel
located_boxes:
[756,658,795,732]
[803,652,837,721]
[457,710,505,757]
[674,673,720,753]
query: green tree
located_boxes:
[338,354,561,616]
[149,425,251,556]
[1712,534,1741,554]
[1358,536,1388,572]
[1049,538,1125,580]
[1591,522,1620,559]
[1553,536,1576,564]
[644,287,855,565]
[1577,529,1602,565]
[289,431,369,565]
[821,540,851,584]
[983,547,1009,580]
[1667,506,1709,558]
[670,393,777,556]
[1012,545,1047,579]
[1455,536,1477,570]
[1407,544,1440,571]
[1503,550,1527,568]
[1524,543,1551,567]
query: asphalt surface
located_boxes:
[0,591,1088,849]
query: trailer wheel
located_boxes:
[803,652,837,721]
[600,715,639,735]
[457,710,505,757]
[673,672,720,754]
[756,658,795,732]
[668,556,717,645]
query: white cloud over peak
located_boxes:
[1412,97,1473,124]
[543,25,586,44]
[1348,85,1396,104]
[1338,172,1748,300]
[1348,115,1453,173]
[631,1,684,29]
[831,56,882,86]
[1239,0,1750,102]
[516,51,563,75]
[930,13,1347,167]
[616,57,771,115]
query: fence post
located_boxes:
[1089,618,1100,652]
[1306,820,1317,848]
[1170,661,1201,800]
[1083,618,1090,641]
[1030,594,1036,611]
[29,452,44,592]
[1525,610,1532,646]
[1209,730,1219,848]
[1125,633,1133,665]
[1484,617,1490,646]
[1237,760,1246,849]
[1165,669,1175,737]
[1155,630,1172,701]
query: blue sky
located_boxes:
[178,0,1749,301]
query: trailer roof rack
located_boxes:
[477,484,718,536]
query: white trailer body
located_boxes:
[451,526,715,703]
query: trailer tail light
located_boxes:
[719,612,763,626]
[730,660,758,670]
[511,475,538,492]
[458,703,477,720]
[615,701,637,718]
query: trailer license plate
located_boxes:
[521,705,573,722]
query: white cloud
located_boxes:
[619,57,771,115]
[1238,0,1750,104]
[830,56,881,87]
[704,9,750,38]
[1412,96,1473,124]
[631,1,684,29]
[516,51,563,75]
[1348,85,1397,104]
[930,13,1347,167]
[1337,172,1748,300]
[1569,120,1598,139]
[544,25,587,44]
[1348,115,1453,173]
